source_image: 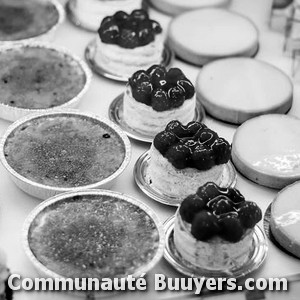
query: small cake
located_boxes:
[270,181,300,258]
[0,249,12,300]
[0,0,62,42]
[174,183,262,270]
[124,65,196,136]
[96,9,164,77]
[71,0,143,31]
[148,120,231,199]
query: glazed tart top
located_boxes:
[98,9,162,49]
[0,0,59,41]
[179,182,262,242]
[28,193,161,278]
[4,114,126,188]
[153,120,231,170]
[0,46,86,109]
[128,65,195,111]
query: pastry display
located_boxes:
[95,9,164,78]
[270,182,300,258]
[196,58,293,124]
[174,183,262,270]
[0,249,12,300]
[150,0,230,16]
[123,65,196,136]
[0,0,63,43]
[0,44,91,122]
[232,114,300,189]
[1,111,131,199]
[68,0,143,32]
[25,190,164,279]
[168,8,259,66]
[148,120,231,200]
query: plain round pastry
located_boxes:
[150,0,230,16]
[232,114,300,189]
[168,8,259,66]
[270,181,300,258]
[196,58,293,124]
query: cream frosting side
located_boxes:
[123,86,196,135]
[0,249,9,295]
[174,210,253,270]
[148,146,225,200]
[75,0,143,31]
[95,35,164,78]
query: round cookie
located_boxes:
[150,0,230,16]
[270,181,300,258]
[232,115,300,189]
[168,8,259,66]
[196,58,293,124]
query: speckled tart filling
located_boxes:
[28,194,160,278]
[0,0,59,41]
[4,114,126,188]
[0,46,86,109]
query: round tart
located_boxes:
[148,120,231,200]
[0,111,131,199]
[196,58,293,124]
[0,0,64,43]
[68,0,143,32]
[124,65,196,136]
[23,190,165,279]
[232,114,300,189]
[0,43,91,122]
[94,9,164,78]
[168,8,259,66]
[174,183,262,270]
[150,0,230,16]
[270,181,300,258]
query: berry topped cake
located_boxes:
[174,183,262,270]
[148,120,231,200]
[72,0,143,31]
[0,249,12,300]
[96,9,164,77]
[124,65,196,135]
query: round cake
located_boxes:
[174,183,262,270]
[196,58,293,124]
[96,9,164,78]
[0,45,88,111]
[270,181,300,258]
[0,0,61,42]
[168,8,259,66]
[0,249,12,300]
[232,114,300,189]
[124,65,196,136]
[71,0,143,31]
[26,191,164,279]
[148,120,231,200]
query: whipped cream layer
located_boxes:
[0,250,9,296]
[148,146,225,200]
[123,86,196,136]
[174,211,253,270]
[75,0,143,31]
[96,35,164,78]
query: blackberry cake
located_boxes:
[148,120,231,200]
[0,249,12,300]
[0,0,60,42]
[174,183,262,270]
[72,0,143,31]
[96,9,164,77]
[124,65,196,135]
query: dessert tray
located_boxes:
[109,93,206,143]
[85,39,174,82]
[134,151,237,206]
[164,216,268,278]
